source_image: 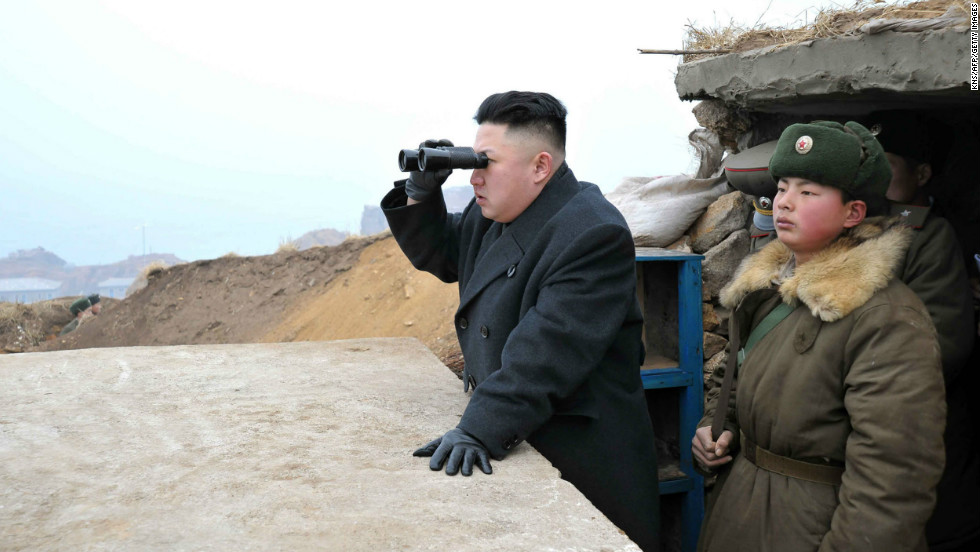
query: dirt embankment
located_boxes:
[19,233,462,373]
[261,237,462,368]
[0,297,119,353]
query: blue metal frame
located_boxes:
[636,247,705,552]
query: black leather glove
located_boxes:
[413,428,493,476]
[405,139,453,202]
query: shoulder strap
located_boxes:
[710,312,740,441]
[737,302,794,367]
[711,301,793,441]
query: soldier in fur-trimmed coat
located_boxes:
[693,121,946,552]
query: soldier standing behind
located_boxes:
[873,111,979,552]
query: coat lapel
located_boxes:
[458,227,524,311]
[457,162,581,313]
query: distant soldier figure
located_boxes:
[59,297,91,336]
[59,294,100,336]
[87,294,102,316]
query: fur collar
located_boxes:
[720,216,913,322]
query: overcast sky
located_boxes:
[1,0,834,266]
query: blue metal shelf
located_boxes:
[640,367,694,389]
[636,247,705,552]
[659,476,696,495]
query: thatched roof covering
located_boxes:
[671,0,977,113]
[680,0,971,63]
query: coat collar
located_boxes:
[458,162,580,311]
[503,162,579,252]
[720,216,913,322]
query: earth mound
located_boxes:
[24,233,463,374]
[0,296,118,353]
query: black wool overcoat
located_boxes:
[381,163,661,551]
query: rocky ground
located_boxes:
[3,232,463,376]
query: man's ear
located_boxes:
[916,163,932,188]
[531,152,553,185]
[842,199,867,228]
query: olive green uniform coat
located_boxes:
[896,206,975,373]
[699,218,946,552]
[896,206,979,549]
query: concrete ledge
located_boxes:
[675,28,977,110]
[0,339,639,551]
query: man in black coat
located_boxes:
[381,91,660,551]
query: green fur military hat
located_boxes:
[768,121,892,201]
[69,297,92,316]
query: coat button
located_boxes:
[480,325,489,338]
[459,317,468,330]
[507,264,516,278]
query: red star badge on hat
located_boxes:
[795,135,813,154]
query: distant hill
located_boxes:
[443,186,475,212]
[360,205,389,236]
[0,247,68,278]
[359,185,475,235]
[294,228,349,250]
[0,248,183,297]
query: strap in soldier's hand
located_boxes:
[711,311,740,441]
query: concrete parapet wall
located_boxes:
[0,339,639,551]
[675,28,974,109]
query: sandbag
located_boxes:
[606,174,730,247]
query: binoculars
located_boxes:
[398,146,489,172]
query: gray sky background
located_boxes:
[2,0,835,266]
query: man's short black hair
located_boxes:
[474,91,567,154]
